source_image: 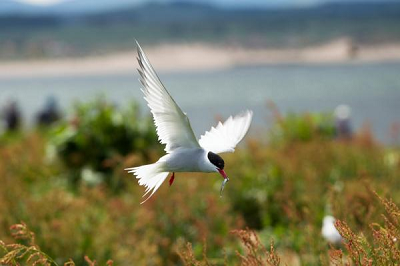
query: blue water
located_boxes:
[1,62,400,143]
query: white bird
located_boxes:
[125,42,253,203]
[321,215,342,244]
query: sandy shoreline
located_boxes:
[1,38,400,79]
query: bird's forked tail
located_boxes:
[125,162,169,204]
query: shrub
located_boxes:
[332,193,400,265]
[269,111,336,145]
[0,223,113,266]
[48,98,161,189]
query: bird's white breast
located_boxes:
[162,148,216,173]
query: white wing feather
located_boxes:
[199,110,253,154]
[136,41,200,153]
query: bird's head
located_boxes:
[208,151,229,196]
[207,151,228,179]
[323,215,336,226]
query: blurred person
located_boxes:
[334,104,352,139]
[1,100,21,132]
[36,96,61,126]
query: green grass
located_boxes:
[0,100,399,265]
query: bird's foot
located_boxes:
[169,172,175,186]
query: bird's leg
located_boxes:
[169,172,175,186]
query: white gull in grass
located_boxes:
[322,215,343,244]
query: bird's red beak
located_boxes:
[218,169,228,179]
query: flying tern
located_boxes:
[126,42,253,203]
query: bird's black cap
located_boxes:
[208,152,224,169]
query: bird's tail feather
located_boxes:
[125,163,169,204]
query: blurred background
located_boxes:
[0,0,400,265]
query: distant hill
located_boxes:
[0,0,395,16]
[0,1,400,59]
[0,0,142,15]
[0,0,44,15]
[81,1,400,24]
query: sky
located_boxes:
[14,0,66,5]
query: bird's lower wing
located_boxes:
[137,41,200,153]
[199,110,253,154]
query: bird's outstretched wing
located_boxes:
[136,41,200,153]
[199,110,253,154]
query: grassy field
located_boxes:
[0,99,399,265]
